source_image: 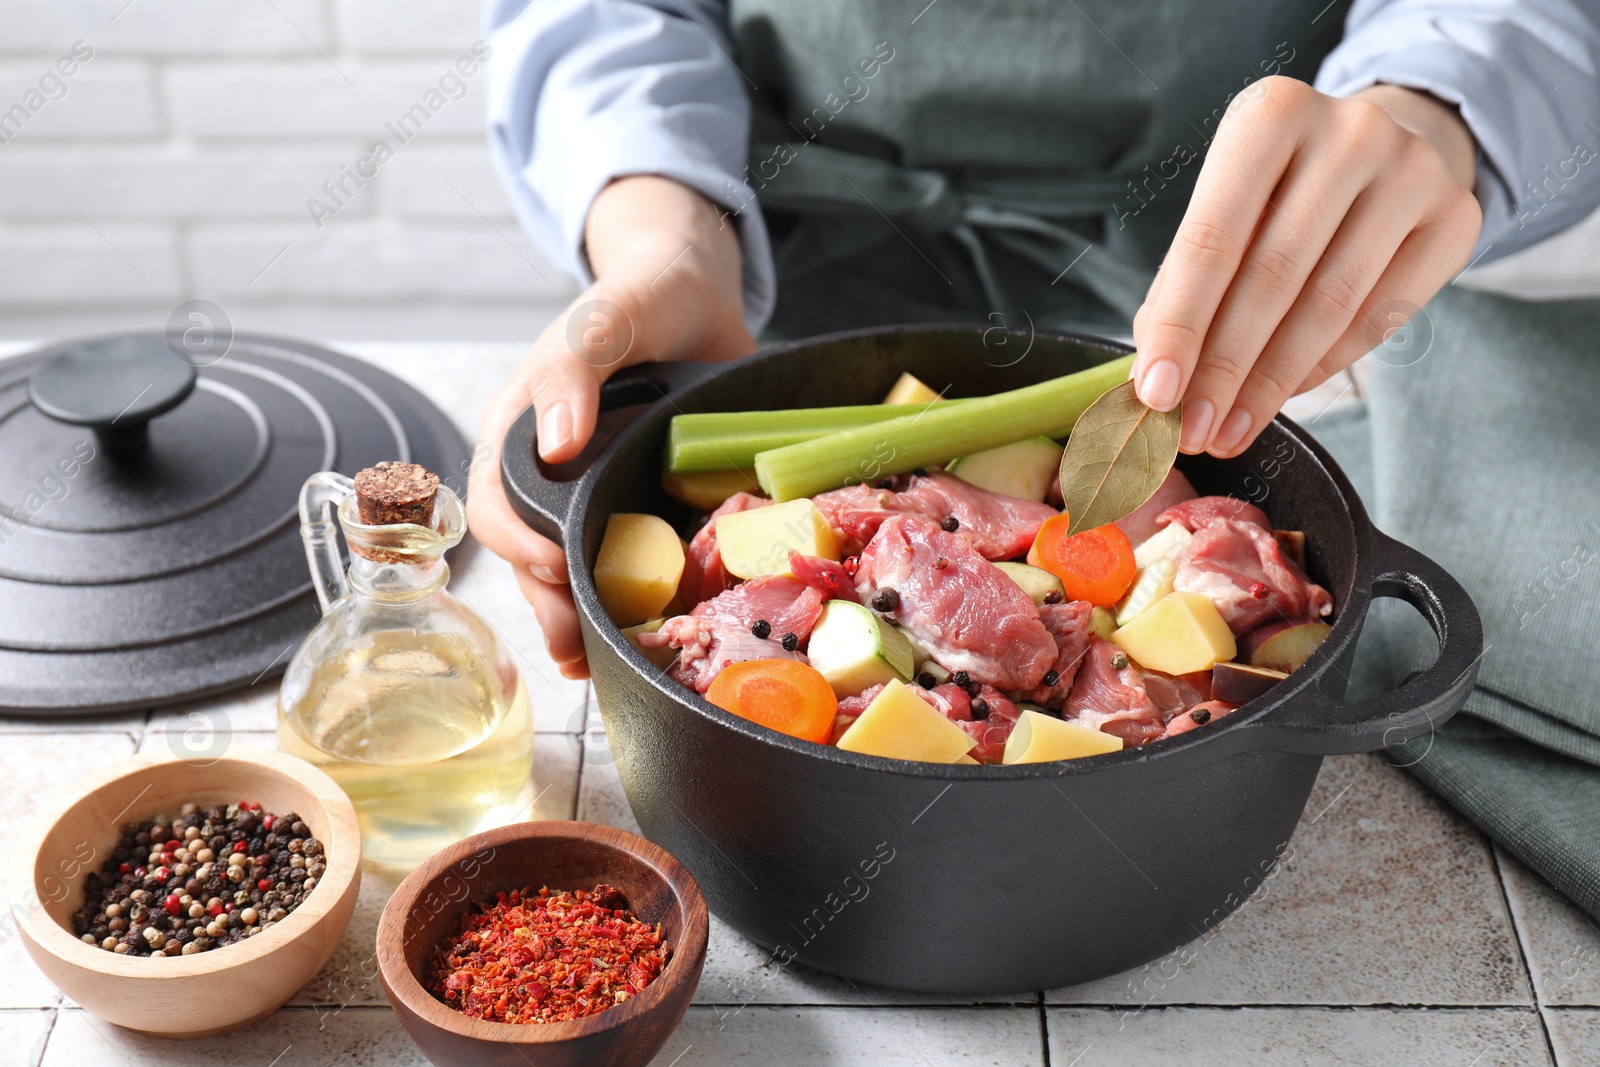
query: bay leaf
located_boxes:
[1058,379,1181,537]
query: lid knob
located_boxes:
[27,336,199,452]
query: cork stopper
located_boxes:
[353,461,440,527]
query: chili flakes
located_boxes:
[425,884,669,1024]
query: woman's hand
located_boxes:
[1131,77,1483,456]
[467,176,755,679]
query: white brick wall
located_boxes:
[0,225,184,302]
[0,0,571,342]
[2,0,332,54]
[0,0,1594,342]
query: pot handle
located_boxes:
[1240,530,1483,756]
[500,361,719,542]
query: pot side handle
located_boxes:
[1239,530,1484,756]
[500,362,718,542]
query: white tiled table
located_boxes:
[3,343,1596,1067]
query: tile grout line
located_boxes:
[1488,842,1542,1000]
[1486,841,1561,1064]
[1539,1004,1566,1067]
[572,681,592,820]
[1037,989,1053,1067]
[31,1006,59,1067]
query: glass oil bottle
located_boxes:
[277,462,535,872]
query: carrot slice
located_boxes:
[1027,516,1136,608]
[706,659,839,744]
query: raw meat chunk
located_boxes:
[1017,600,1096,708]
[641,575,824,692]
[853,515,1057,691]
[814,472,1057,560]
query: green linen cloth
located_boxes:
[1309,283,1600,921]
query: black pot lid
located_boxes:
[0,332,470,714]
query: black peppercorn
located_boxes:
[971,698,990,719]
[952,670,971,689]
[1042,670,1060,687]
[940,516,959,532]
[876,478,894,490]
[1110,651,1130,671]
[74,799,322,958]
[781,632,799,652]
[870,588,900,613]
[913,468,927,477]
[751,619,772,639]
[916,672,937,689]
[1042,590,1064,604]
[1191,708,1212,725]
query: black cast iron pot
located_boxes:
[502,325,1482,994]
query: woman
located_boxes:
[472,1,1600,917]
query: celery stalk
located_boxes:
[753,355,1135,500]
[666,400,967,473]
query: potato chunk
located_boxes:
[593,513,686,625]
[836,679,976,763]
[882,372,940,405]
[660,468,762,510]
[716,498,839,579]
[1109,591,1237,675]
[1003,709,1123,764]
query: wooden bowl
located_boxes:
[7,746,362,1038]
[377,821,708,1067]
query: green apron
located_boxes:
[729,0,1350,336]
[729,0,1600,920]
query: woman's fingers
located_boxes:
[465,457,569,582]
[516,566,589,679]
[1208,135,1479,456]
[1329,214,1478,381]
[467,350,576,584]
[1200,189,1415,454]
[527,294,642,463]
[1206,200,1415,455]
[1135,80,1481,459]
[1177,110,1388,453]
[1132,76,1308,423]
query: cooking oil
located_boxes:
[278,631,535,871]
[279,466,537,873]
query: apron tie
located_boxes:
[750,126,1157,324]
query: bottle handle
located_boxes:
[299,471,356,613]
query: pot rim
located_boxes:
[504,323,1481,777]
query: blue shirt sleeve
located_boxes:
[483,0,776,333]
[1315,0,1600,267]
